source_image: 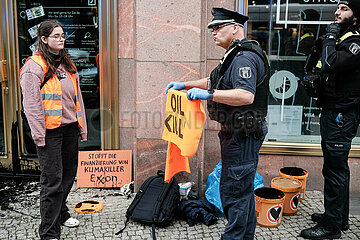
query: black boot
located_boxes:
[311,213,349,231]
[300,225,341,239]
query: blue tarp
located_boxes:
[205,161,264,213]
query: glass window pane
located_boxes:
[17,0,100,154]
[247,0,360,144]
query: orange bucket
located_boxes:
[271,177,302,216]
[279,167,308,201]
[255,187,285,228]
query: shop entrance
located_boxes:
[0,0,119,176]
[0,0,20,174]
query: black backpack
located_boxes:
[116,170,180,239]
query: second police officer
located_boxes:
[301,0,360,239]
[166,7,270,239]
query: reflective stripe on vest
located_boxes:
[44,109,62,116]
[42,93,62,101]
[337,31,360,45]
[300,32,314,42]
[22,54,83,129]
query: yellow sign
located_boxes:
[162,89,206,182]
[162,89,206,157]
[77,150,132,188]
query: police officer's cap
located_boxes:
[338,0,360,20]
[208,7,249,28]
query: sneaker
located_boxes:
[62,217,80,228]
[311,213,349,231]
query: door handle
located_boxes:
[0,60,8,82]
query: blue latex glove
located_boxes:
[165,82,185,93]
[186,88,210,100]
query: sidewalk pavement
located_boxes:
[1,181,360,240]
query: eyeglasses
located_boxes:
[209,23,234,33]
[48,33,67,41]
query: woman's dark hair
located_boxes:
[36,20,77,79]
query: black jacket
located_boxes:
[175,198,217,226]
[318,25,360,109]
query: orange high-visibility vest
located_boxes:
[21,54,83,129]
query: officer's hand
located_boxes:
[186,88,210,100]
[301,74,321,98]
[165,82,185,94]
[301,76,311,91]
[325,23,341,39]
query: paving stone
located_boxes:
[2,183,360,240]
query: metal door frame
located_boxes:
[0,0,20,173]
[99,0,119,150]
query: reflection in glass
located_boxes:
[247,0,339,143]
[17,0,101,154]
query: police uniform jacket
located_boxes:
[318,25,360,110]
[208,39,268,129]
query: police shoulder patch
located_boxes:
[349,43,360,55]
[239,67,251,79]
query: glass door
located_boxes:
[0,0,118,175]
[17,0,101,156]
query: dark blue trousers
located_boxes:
[37,122,79,240]
[319,108,359,230]
[219,123,267,240]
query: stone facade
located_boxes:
[116,0,360,194]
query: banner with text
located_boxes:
[77,150,132,188]
[162,89,206,157]
[162,89,206,182]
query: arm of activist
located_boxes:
[20,59,47,147]
[75,72,88,142]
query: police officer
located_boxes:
[301,1,360,239]
[165,7,269,239]
[298,9,321,55]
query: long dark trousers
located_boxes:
[37,123,79,240]
[219,123,267,240]
[319,108,359,230]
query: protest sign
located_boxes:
[162,89,206,182]
[77,150,132,188]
